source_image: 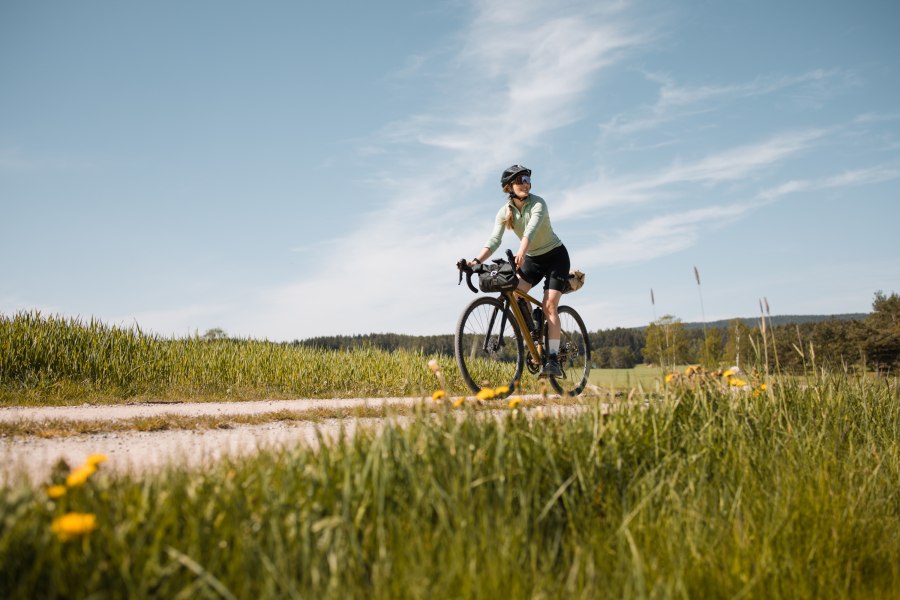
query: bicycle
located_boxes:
[455,249,591,399]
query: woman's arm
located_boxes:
[514,237,530,269]
[473,206,508,266]
[468,247,492,267]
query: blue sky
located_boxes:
[2,0,899,340]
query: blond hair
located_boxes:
[502,184,515,230]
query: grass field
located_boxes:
[3,312,900,597]
[2,372,899,598]
[0,312,472,405]
[1,311,660,406]
[588,365,668,390]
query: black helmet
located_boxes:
[500,164,531,187]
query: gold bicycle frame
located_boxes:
[503,289,544,362]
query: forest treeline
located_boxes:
[295,292,900,373]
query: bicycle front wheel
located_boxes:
[455,296,524,397]
[550,305,591,396]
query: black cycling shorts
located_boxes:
[518,244,570,292]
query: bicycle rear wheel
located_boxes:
[550,305,591,396]
[455,296,523,397]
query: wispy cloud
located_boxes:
[230,0,653,338]
[576,160,900,272]
[377,0,649,185]
[602,68,848,136]
[758,163,900,202]
[554,128,826,219]
[578,204,751,268]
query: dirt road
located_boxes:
[0,397,423,487]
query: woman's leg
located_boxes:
[543,288,563,344]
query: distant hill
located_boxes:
[675,313,869,331]
[296,314,870,347]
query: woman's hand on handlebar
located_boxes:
[514,250,526,269]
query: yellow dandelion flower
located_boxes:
[728,378,748,387]
[508,397,522,409]
[758,384,767,391]
[46,485,67,499]
[85,453,108,467]
[494,385,510,395]
[722,369,735,378]
[452,397,465,408]
[65,464,97,487]
[51,512,96,541]
[431,390,447,401]
[476,388,496,401]
[684,365,699,375]
[664,373,676,383]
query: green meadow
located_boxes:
[2,375,898,598]
[588,365,667,390]
[0,312,466,405]
[1,311,652,406]
[2,311,899,598]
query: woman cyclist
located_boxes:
[467,165,571,378]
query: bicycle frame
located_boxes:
[503,289,544,363]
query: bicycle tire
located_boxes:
[550,305,591,396]
[454,296,524,397]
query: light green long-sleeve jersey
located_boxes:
[483,194,562,256]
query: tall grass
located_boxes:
[2,374,898,598]
[1,311,491,404]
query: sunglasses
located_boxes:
[513,175,531,185]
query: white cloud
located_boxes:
[224,0,653,338]
[602,68,845,136]
[377,0,649,185]
[554,129,826,219]
[578,204,751,268]
[757,163,900,202]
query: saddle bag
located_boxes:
[563,270,585,294]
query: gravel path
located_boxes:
[0,397,424,487]
[1,395,571,487]
[0,396,421,423]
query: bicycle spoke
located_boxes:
[455,297,523,397]
[550,306,591,396]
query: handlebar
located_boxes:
[456,249,518,294]
[456,258,478,293]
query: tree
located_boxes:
[643,315,690,367]
[724,319,758,370]
[864,291,900,371]
[702,327,726,368]
[201,327,228,341]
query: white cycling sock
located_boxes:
[548,339,560,355]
